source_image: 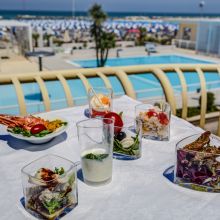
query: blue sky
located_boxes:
[0,0,219,13]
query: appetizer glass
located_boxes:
[135,102,171,141]
[175,133,220,192]
[113,118,142,160]
[88,87,113,118]
[21,154,78,219]
[77,118,114,186]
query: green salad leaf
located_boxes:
[9,126,52,137]
[68,173,75,186]
[54,167,65,175]
[114,133,140,156]
[42,199,61,215]
[33,129,51,137]
[60,122,68,126]
[10,127,32,137]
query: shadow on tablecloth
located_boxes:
[0,132,67,151]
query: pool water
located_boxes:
[0,55,219,114]
[72,55,211,68]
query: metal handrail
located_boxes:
[1,63,220,134]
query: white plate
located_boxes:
[8,114,69,144]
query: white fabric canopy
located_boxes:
[0,95,219,220]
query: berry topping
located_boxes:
[115,131,126,141]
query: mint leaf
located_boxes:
[83,153,109,161]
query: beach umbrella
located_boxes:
[128,29,140,34]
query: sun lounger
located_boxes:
[145,43,157,53]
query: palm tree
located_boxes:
[44,33,52,47]
[89,4,115,67]
[32,33,39,48]
[99,32,116,66]
[136,27,147,46]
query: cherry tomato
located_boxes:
[103,112,123,134]
[31,124,47,135]
[146,109,158,118]
[158,112,169,125]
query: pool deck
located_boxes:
[0,45,220,74]
[31,45,220,71]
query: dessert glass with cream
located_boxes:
[76,118,114,186]
[88,87,113,118]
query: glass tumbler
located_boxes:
[88,87,113,118]
[21,154,78,219]
[135,102,171,141]
[77,118,114,186]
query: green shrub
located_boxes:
[176,92,218,118]
[160,38,172,45]
[199,92,216,112]
[53,38,64,47]
[83,41,87,48]
[146,36,157,43]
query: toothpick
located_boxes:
[91,87,109,113]
[91,87,104,107]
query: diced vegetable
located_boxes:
[31,124,47,135]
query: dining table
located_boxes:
[0,95,220,220]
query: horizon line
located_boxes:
[0,9,219,15]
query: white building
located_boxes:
[0,20,33,54]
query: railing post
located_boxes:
[11,77,27,115]
[115,70,136,99]
[152,68,176,115]
[34,76,51,112]
[196,68,207,128]
[216,66,220,136]
[175,68,188,119]
[96,71,112,88]
[77,72,91,92]
[56,74,74,107]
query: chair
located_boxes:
[145,43,157,54]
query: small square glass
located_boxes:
[21,154,78,219]
[135,102,171,141]
[88,87,113,118]
[113,117,142,160]
[175,133,220,192]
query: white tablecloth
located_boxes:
[0,96,219,220]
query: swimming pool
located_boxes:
[72,55,211,68]
[0,55,219,115]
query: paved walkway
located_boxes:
[0,45,220,74]
[0,56,39,74]
[36,45,220,71]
